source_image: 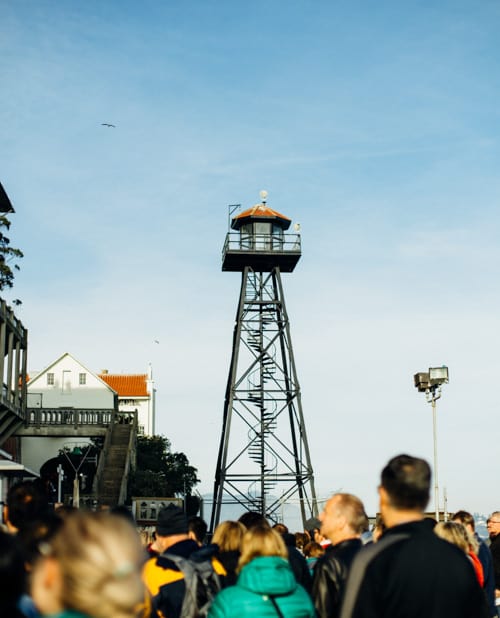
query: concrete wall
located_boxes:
[21,436,92,475]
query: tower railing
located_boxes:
[223,233,301,255]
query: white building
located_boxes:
[22,352,117,474]
[20,353,156,476]
[99,365,156,436]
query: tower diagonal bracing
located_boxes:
[211,266,317,529]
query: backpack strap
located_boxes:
[339,533,410,618]
[269,595,285,618]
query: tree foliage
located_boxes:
[128,435,200,499]
[0,215,23,292]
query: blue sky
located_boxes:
[1,1,500,521]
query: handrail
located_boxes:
[118,410,137,504]
[223,232,301,257]
[92,416,115,497]
[93,410,137,505]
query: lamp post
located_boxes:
[413,366,449,522]
[60,443,94,508]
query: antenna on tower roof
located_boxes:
[227,204,241,231]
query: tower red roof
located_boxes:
[233,203,291,223]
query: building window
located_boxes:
[47,373,54,386]
[79,373,86,385]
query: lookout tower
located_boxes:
[211,191,318,530]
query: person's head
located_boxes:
[487,511,500,539]
[372,514,387,542]
[6,480,49,532]
[434,521,473,554]
[379,454,430,524]
[0,530,26,616]
[238,524,287,572]
[238,511,269,530]
[17,512,63,571]
[303,541,324,558]
[294,531,308,551]
[272,523,288,535]
[30,511,145,618]
[154,504,189,552]
[304,517,321,542]
[451,510,475,535]
[188,516,208,546]
[319,493,368,545]
[212,520,246,552]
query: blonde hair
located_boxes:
[434,521,477,554]
[237,525,288,572]
[50,511,145,618]
[212,520,246,552]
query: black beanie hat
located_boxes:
[156,504,188,536]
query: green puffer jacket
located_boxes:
[207,556,316,617]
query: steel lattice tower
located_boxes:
[210,193,318,530]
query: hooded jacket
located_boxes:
[207,555,315,617]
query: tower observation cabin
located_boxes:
[211,192,317,530]
[222,194,301,273]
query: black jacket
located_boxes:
[312,538,362,618]
[282,532,313,593]
[490,533,500,588]
[216,549,240,587]
[340,520,490,618]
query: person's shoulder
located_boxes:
[316,547,342,570]
[142,553,185,587]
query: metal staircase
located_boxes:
[211,268,317,527]
[95,412,137,507]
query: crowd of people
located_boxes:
[2,453,499,618]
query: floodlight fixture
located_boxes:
[429,366,449,386]
[414,372,431,392]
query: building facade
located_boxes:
[99,365,155,436]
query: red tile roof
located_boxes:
[99,374,149,397]
[234,203,291,222]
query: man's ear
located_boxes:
[378,486,389,509]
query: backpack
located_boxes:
[161,550,222,618]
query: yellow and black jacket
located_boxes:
[142,539,226,618]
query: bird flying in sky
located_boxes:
[101,123,116,128]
